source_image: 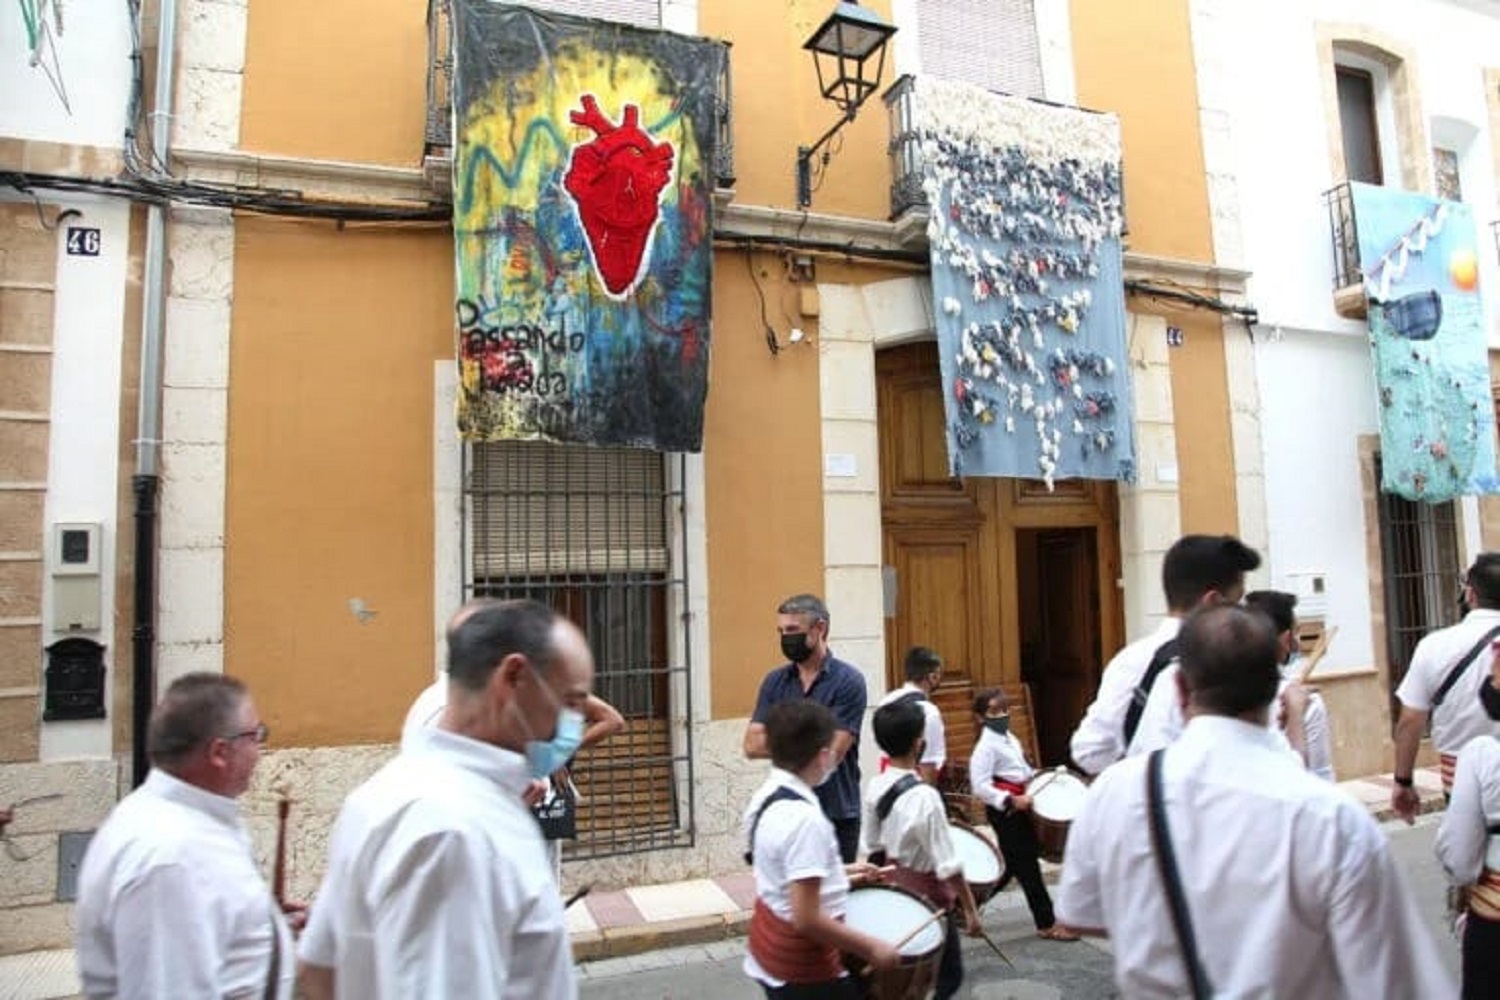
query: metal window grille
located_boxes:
[1375,458,1462,716]
[464,440,694,859]
[1324,181,1362,291]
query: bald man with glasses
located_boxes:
[75,672,297,1000]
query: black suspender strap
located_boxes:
[744,786,805,865]
[261,902,283,1000]
[1488,824,1500,836]
[892,689,927,705]
[1430,625,1500,708]
[1147,749,1213,1000]
[1123,639,1180,749]
[875,773,922,822]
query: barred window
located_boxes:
[466,440,693,858]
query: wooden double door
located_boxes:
[876,342,1124,768]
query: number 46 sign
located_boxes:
[65,227,101,257]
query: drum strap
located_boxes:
[876,774,922,822]
[1147,749,1213,1000]
[744,786,805,865]
[1431,625,1500,708]
[1123,639,1180,750]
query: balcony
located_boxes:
[423,0,735,200]
[882,74,1128,250]
[1324,181,1368,320]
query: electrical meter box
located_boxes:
[51,523,102,632]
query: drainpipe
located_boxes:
[132,0,178,787]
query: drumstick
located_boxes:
[976,926,1015,969]
[1025,767,1063,800]
[1297,626,1338,683]
[271,791,291,908]
[564,884,593,910]
[860,906,949,977]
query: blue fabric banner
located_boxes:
[913,77,1135,486]
[1349,182,1498,501]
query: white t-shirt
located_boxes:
[1069,617,1181,775]
[862,767,962,879]
[298,726,575,1000]
[75,770,294,1000]
[1394,609,1500,753]
[1058,715,1453,999]
[875,684,946,770]
[742,769,849,987]
[1436,734,1500,885]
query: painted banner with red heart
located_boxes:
[451,1,724,451]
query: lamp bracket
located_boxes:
[796,109,857,209]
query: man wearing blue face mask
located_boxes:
[744,594,869,863]
[296,599,594,1000]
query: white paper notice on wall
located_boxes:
[825,453,858,478]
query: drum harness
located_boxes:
[1123,639,1180,750]
[1147,748,1213,1000]
[865,774,923,868]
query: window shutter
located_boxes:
[916,0,1044,99]
[471,440,667,576]
[518,0,661,28]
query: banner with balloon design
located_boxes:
[1349,182,1498,501]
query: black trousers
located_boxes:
[1463,912,1500,1000]
[832,815,861,864]
[934,905,964,1000]
[986,805,1056,930]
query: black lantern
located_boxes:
[796,1,898,209]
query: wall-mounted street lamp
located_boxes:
[796,1,897,209]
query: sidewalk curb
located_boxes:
[573,911,751,963]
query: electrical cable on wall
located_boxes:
[1124,278,1260,337]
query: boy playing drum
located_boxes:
[865,699,984,1000]
[743,701,897,998]
[968,688,1080,941]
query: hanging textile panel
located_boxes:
[1349,182,1498,501]
[912,76,1134,487]
[451,0,725,451]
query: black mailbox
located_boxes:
[44,637,106,721]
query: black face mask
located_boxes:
[781,631,815,664]
[1481,677,1500,721]
[984,715,1011,737]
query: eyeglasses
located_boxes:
[222,722,269,746]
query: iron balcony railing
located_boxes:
[425,0,735,190]
[1324,181,1363,291]
[882,73,1127,235]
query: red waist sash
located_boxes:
[884,864,958,911]
[748,898,844,983]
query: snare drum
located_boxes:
[1028,768,1088,864]
[949,821,1004,906]
[841,885,946,1000]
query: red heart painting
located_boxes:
[563,95,675,297]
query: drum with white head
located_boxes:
[948,821,1004,906]
[1028,768,1088,864]
[841,884,946,1000]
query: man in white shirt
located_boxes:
[1247,589,1335,780]
[1392,552,1500,820]
[874,646,947,782]
[1434,649,1500,998]
[1057,604,1451,999]
[1068,534,1260,775]
[297,599,594,1000]
[75,673,296,1000]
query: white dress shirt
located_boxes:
[742,769,849,987]
[75,769,293,1000]
[1436,735,1500,886]
[298,726,575,1000]
[863,766,962,878]
[1298,685,1335,782]
[968,726,1035,812]
[1057,715,1453,999]
[400,678,447,749]
[1126,663,1302,763]
[875,684,946,770]
[1395,609,1500,753]
[1069,617,1181,775]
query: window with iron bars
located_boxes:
[1375,456,1462,720]
[464,440,694,859]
